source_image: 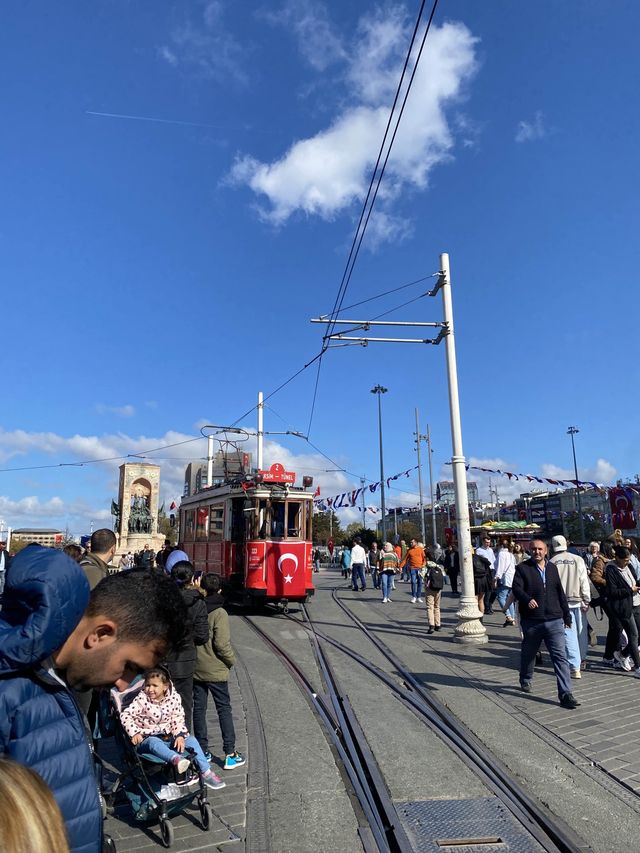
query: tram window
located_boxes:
[270,502,285,538]
[287,502,301,538]
[257,500,267,539]
[196,506,209,540]
[184,510,195,541]
[209,505,224,541]
[305,503,312,541]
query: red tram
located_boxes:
[178,462,315,606]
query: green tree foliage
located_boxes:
[564,511,608,545]
[342,524,378,549]
[157,509,177,545]
[312,511,342,545]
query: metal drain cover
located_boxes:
[396,797,544,853]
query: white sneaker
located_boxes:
[417,598,424,603]
[570,669,581,679]
[614,650,633,671]
[411,597,417,603]
[387,598,392,602]
[382,597,388,603]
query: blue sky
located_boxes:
[1,1,639,534]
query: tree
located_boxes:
[397,521,421,542]
[564,511,607,545]
[342,525,377,549]
[157,509,177,545]
[312,511,342,545]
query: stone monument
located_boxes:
[114,462,165,559]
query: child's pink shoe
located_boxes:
[172,756,190,774]
[201,769,225,790]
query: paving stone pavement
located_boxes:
[420,593,640,796]
[101,669,247,852]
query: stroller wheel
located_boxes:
[102,835,117,853]
[200,801,213,830]
[160,818,174,848]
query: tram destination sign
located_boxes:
[258,462,296,484]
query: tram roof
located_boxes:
[179,481,315,507]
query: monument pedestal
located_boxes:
[115,532,166,561]
[113,463,166,562]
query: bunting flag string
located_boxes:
[314,466,418,513]
[445,462,623,493]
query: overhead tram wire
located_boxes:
[323,274,433,318]
[307,0,440,436]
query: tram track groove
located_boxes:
[276,589,588,853]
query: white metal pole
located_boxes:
[207,435,214,488]
[440,252,486,644]
[414,408,426,544]
[360,477,367,530]
[426,424,437,548]
[257,391,264,470]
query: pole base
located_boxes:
[453,597,488,645]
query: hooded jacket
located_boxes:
[79,551,110,590]
[165,586,209,681]
[120,677,187,739]
[193,593,235,683]
[0,545,102,853]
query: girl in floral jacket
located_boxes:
[120,668,225,790]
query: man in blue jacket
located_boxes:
[512,538,580,709]
[0,544,187,853]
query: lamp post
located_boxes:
[567,426,585,543]
[371,385,388,541]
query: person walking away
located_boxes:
[0,546,187,853]
[494,541,516,627]
[350,537,367,591]
[473,550,492,616]
[423,550,444,633]
[604,546,640,675]
[476,535,497,613]
[79,528,116,589]
[193,573,246,771]
[368,542,380,590]
[401,538,426,603]
[444,545,460,594]
[399,540,409,583]
[590,540,622,665]
[340,546,351,581]
[512,539,580,708]
[379,543,399,603]
[313,548,321,573]
[549,535,590,678]
[165,557,209,731]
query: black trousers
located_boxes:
[193,680,236,756]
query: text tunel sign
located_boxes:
[257,462,296,484]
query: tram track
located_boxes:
[239,611,414,853]
[273,588,588,853]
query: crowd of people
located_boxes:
[0,531,245,853]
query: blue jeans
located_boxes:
[138,734,209,773]
[381,573,394,599]
[564,605,588,671]
[410,569,423,599]
[193,680,236,756]
[520,618,572,700]
[351,563,366,590]
[495,584,514,620]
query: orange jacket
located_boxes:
[401,546,425,569]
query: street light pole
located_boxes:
[371,385,388,541]
[426,423,437,548]
[567,426,585,543]
[414,408,427,544]
[439,253,486,645]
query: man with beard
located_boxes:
[0,545,187,853]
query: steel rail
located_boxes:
[280,592,585,853]
[239,614,406,852]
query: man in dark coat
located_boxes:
[0,546,187,853]
[512,538,580,708]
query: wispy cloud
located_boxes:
[158,1,247,84]
[540,458,617,486]
[261,0,346,71]
[515,110,546,143]
[229,11,478,244]
[95,404,135,418]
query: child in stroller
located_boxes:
[120,667,225,791]
[107,666,237,847]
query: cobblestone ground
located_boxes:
[101,670,247,851]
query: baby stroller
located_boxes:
[102,678,233,848]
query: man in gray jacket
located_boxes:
[79,529,116,589]
[549,535,590,678]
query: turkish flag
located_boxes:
[169,501,177,511]
[609,487,636,529]
[314,486,321,497]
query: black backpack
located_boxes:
[427,565,444,590]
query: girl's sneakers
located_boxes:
[223,752,246,771]
[171,756,190,775]
[201,770,226,790]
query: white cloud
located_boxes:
[95,404,135,418]
[229,16,478,239]
[262,0,346,71]
[158,1,247,84]
[515,110,546,143]
[540,458,617,486]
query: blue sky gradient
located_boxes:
[1,1,638,533]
